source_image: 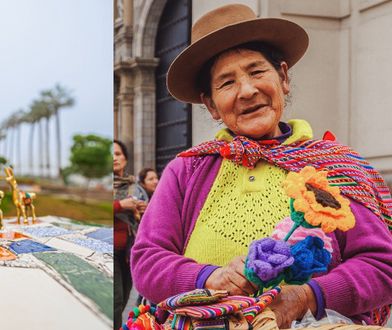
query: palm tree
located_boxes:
[0,121,7,159]
[2,119,9,162]
[29,100,48,177]
[0,129,6,159]
[14,109,26,174]
[40,84,74,177]
[3,110,25,173]
[25,102,45,175]
[42,102,52,177]
[23,109,36,174]
[6,113,18,167]
[36,100,50,177]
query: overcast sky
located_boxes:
[0,0,112,175]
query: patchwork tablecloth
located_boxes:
[0,215,113,329]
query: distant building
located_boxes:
[114,0,392,187]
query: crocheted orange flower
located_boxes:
[283,166,355,233]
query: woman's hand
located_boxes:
[269,284,316,328]
[135,200,148,215]
[119,197,137,211]
[205,256,258,296]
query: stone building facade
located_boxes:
[114,0,392,184]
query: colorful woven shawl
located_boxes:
[178,135,392,232]
[178,134,392,326]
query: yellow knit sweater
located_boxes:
[184,120,313,266]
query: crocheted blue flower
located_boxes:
[245,238,294,288]
[284,236,332,284]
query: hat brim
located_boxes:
[167,18,309,104]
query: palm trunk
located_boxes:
[38,120,44,177]
[17,125,21,174]
[55,110,61,178]
[3,130,7,159]
[0,138,3,159]
[29,123,35,175]
[45,117,50,177]
[8,128,14,165]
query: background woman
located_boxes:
[133,168,159,203]
[113,139,146,329]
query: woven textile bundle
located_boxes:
[157,287,281,330]
[158,289,228,310]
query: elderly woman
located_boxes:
[131,4,392,328]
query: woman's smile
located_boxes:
[240,104,269,116]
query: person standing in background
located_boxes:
[133,168,159,203]
[113,139,146,329]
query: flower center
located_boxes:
[305,183,341,209]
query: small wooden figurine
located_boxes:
[4,167,37,224]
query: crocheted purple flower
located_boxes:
[284,236,331,284]
[245,238,294,288]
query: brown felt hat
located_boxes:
[167,4,309,104]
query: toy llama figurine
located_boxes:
[4,167,37,224]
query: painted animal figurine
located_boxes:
[4,167,37,224]
[0,190,4,229]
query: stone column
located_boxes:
[129,57,159,174]
[114,0,135,173]
[114,76,120,139]
[118,73,135,174]
[114,5,133,64]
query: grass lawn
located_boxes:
[1,192,112,226]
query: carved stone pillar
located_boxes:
[114,0,135,173]
[129,57,159,174]
[116,68,134,174]
[114,76,120,139]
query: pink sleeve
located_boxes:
[131,158,207,303]
[313,200,392,321]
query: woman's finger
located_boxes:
[226,269,255,295]
[231,257,258,293]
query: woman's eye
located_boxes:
[219,80,234,88]
[251,70,265,76]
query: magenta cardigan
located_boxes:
[131,155,392,324]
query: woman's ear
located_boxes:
[201,93,221,120]
[279,62,290,95]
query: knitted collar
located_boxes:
[179,119,313,168]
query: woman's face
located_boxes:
[201,49,289,140]
[142,171,159,194]
[113,143,127,175]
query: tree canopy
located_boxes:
[68,134,112,181]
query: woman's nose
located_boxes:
[238,78,258,99]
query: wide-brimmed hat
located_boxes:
[167,4,309,104]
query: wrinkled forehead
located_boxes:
[215,47,268,62]
[210,48,271,77]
